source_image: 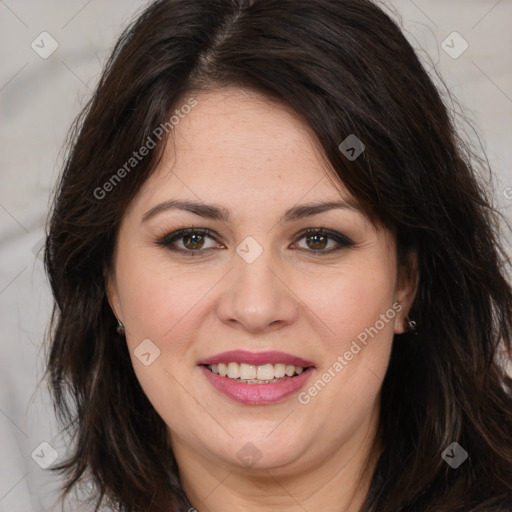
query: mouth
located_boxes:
[198,351,316,405]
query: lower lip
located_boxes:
[199,365,315,405]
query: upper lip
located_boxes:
[198,350,315,368]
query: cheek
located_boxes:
[295,257,397,418]
[118,254,217,345]
[116,255,221,414]
[293,269,395,442]
[298,258,397,348]
[116,259,206,430]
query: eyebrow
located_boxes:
[142,198,362,224]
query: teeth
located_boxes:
[207,362,306,382]
[239,363,257,380]
[218,362,228,377]
[257,364,274,380]
[227,362,240,379]
[274,363,286,378]
[285,365,295,377]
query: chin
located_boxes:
[221,434,308,472]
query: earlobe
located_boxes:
[394,306,409,334]
[394,251,419,334]
[105,269,123,324]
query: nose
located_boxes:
[216,246,300,334]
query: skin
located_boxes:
[107,88,417,511]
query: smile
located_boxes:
[198,350,316,405]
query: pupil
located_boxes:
[184,233,204,249]
[308,233,327,250]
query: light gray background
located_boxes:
[1,1,511,510]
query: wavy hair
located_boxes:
[44,0,512,510]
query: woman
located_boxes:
[44,0,512,510]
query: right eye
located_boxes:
[156,228,225,256]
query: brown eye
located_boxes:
[305,232,329,250]
[157,228,222,256]
[294,228,355,254]
[183,233,206,250]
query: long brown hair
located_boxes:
[45,0,512,510]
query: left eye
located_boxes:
[292,228,354,253]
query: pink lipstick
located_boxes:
[198,350,315,405]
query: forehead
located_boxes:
[129,88,352,215]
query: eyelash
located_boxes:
[155,227,355,257]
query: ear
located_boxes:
[394,250,419,334]
[105,265,123,324]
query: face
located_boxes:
[107,88,416,479]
